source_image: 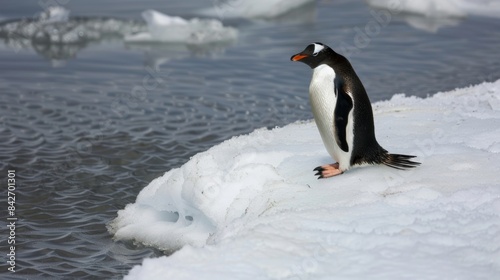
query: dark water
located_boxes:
[1,0,500,279]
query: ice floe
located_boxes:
[366,0,500,18]
[124,10,237,44]
[198,0,315,19]
[0,7,236,46]
[0,7,144,45]
[110,79,500,279]
[365,0,500,32]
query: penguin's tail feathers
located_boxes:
[383,153,421,170]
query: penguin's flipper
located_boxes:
[333,77,353,153]
[314,163,343,179]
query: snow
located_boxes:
[366,0,500,18]
[109,80,500,279]
[124,10,237,44]
[198,0,315,19]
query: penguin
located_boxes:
[291,42,420,179]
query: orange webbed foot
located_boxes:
[313,163,343,179]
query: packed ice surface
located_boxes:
[198,0,315,19]
[109,80,500,279]
[124,10,237,44]
[366,0,500,18]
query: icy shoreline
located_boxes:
[110,80,500,279]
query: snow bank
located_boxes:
[109,80,500,279]
[125,10,237,44]
[366,0,500,18]
[198,0,314,19]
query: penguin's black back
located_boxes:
[325,53,386,166]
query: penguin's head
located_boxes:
[291,42,333,69]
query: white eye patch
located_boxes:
[312,43,324,56]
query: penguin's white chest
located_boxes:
[309,65,354,170]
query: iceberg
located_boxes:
[0,7,237,46]
[0,6,145,45]
[110,79,500,279]
[366,0,466,18]
[0,7,236,63]
[124,10,237,44]
[198,0,315,19]
[37,6,70,23]
[453,0,500,18]
[365,0,500,32]
[366,0,500,18]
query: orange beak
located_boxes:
[291,54,308,61]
